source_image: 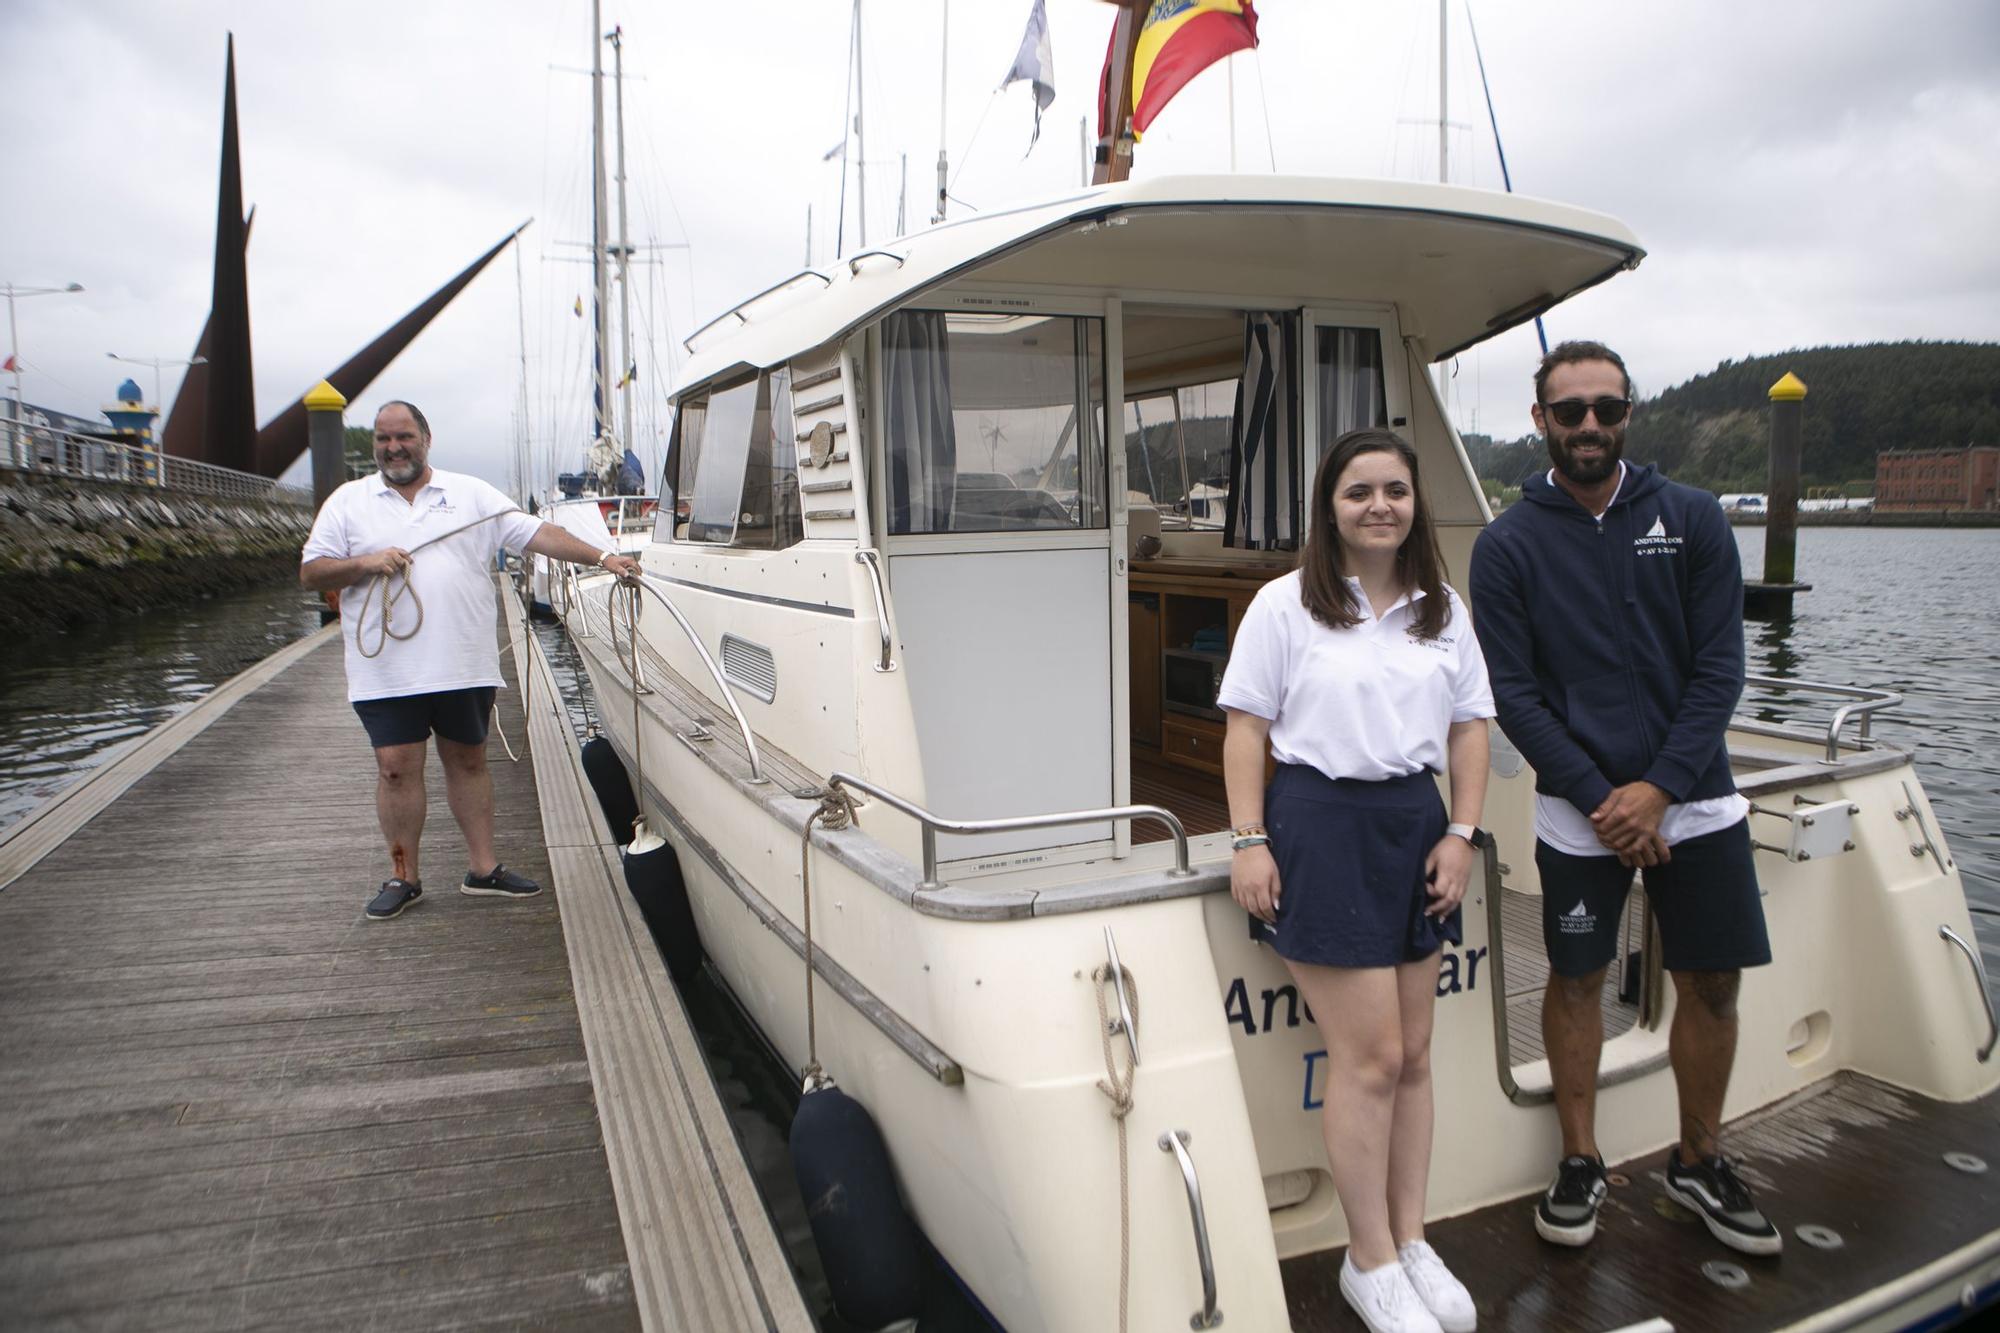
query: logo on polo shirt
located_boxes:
[1558,899,1597,934]
[1634,513,1683,557]
[428,495,458,516]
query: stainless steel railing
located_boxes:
[1742,674,1904,762]
[825,771,1193,890]
[853,549,896,672]
[2,424,312,504]
[624,573,767,784]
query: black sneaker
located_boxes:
[1665,1152,1782,1256]
[366,878,423,920]
[461,863,543,898]
[1535,1154,1608,1246]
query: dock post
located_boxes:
[304,379,347,512]
[1744,371,1811,615]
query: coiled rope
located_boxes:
[352,508,526,659]
[797,786,860,1088]
[349,506,536,760]
[1091,961,1140,1333]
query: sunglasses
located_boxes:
[1542,396,1631,428]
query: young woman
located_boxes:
[1217,428,1492,1333]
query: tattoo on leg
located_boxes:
[1681,1109,1719,1159]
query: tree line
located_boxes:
[1463,341,2000,495]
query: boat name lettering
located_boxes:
[1222,943,1488,1037]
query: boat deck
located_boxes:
[0,601,811,1331]
[1281,1071,2000,1330]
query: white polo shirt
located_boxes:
[1217,571,1494,781]
[302,467,546,702]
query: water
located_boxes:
[1732,526,2000,990]
[0,580,326,830]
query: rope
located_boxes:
[797,786,860,1086]
[352,508,526,659]
[1091,962,1139,1333]
[618,580,646,844]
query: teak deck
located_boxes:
[0,599,810,1331]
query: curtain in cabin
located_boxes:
[1316,325,1387,460]
[884,310,958,534]
[1225,312,1301,550]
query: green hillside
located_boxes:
[1466,341,2000,494]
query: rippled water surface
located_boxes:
[1732,526,2000,987]
[0,580,325,831]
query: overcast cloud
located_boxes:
[2,0,1995,491]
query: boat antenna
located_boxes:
[1465,2,1548,354]
[933,0,949,223]
[1437,0,1448,186]
[854,0,868,248]
[835,0,857,258]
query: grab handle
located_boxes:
[1158,1129,1222,1328]
[1939,925,1998,1062]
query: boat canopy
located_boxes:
[674,174,1644,400]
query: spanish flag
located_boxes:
[1102,0,1260,141]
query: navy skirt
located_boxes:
[1264,764,1458,969]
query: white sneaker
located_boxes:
[1399,1240,1477,1332]
[1340,1253,1443,1333]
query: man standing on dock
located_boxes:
[1468,342,1781,1258]
[300,401,640,921]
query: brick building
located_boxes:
[1874,446,2000,512]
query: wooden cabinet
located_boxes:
[1161,715,1226,776]
[1129,558,1289,780]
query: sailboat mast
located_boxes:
[590,0,612,444]
[610,24,636,458]
[1438,0,1449,184]
[513,231,531,503]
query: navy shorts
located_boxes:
[1264,764,1457,969]
[352,687,497,748]
[1537,819,1771,977]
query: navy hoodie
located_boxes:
[1468,463,1744,818]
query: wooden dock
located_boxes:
[0,594,811,1330]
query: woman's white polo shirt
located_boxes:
[1216,571,1494,781]
[302,468,546,702]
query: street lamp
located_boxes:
[106,351,208,415]
[4,280,85,465]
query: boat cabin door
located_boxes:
[873,302,1127,869]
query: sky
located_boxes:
[3,0,1995,495]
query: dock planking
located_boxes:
[0,620,642,1329]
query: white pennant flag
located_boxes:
[1000,0,1056,152]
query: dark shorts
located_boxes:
[352,687,497,748]
[1537,819,1771,977]
[1264,764,1457,969]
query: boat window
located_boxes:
[884,310,1107,534]
[673,370,803,550]
[734,368,803,550]
[1123,380,1238,531]
[1314,324,1388,459]
[683,376,760,544]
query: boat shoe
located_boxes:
[461,863,543,898]
[1665,1152,1782,1255]
[366,878,423,920]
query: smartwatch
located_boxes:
[1446,823,1492,850]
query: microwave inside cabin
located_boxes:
[1162,647,1229,722]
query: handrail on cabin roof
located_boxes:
[682,268,834,354]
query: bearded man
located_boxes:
[1468,342,1780,1258]
[301,400,640,920]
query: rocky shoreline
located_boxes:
[0,474,313,635]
